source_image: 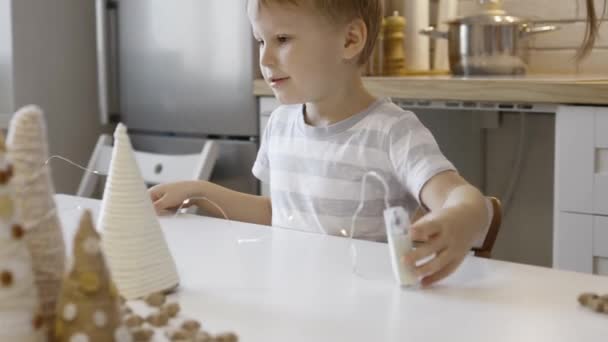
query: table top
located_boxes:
[56,194,608,341]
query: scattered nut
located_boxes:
[124,314,144,328]
[195,331,213,342]
[167,329,190,341]
[145,292,166,307]
[131,327,154,342]
[146,312,169,327]
[161,302,181,318]
[578,292,599,306]
[181,319,201,332]
[215,332,238,342]
[588,298,604,312]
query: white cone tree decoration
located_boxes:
[55,210,131,342]
[0,133,45,341]
[6,105,65,333]
[98,123,179,299]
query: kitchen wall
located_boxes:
[10,0,107,193]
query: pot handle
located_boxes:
[419,26,448,39]
[521,25,559,37]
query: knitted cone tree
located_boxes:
[55,210,131,342]
[6,105,66,333]
[0,133,45,341]
[98,123,179,299]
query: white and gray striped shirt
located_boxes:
[252,98,456,241]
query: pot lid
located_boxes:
[448,11,527,25]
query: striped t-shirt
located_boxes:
[252,98,456,242]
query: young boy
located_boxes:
[149,0,489,287]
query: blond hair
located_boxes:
[256,0,384,65]
[577,0,606,60]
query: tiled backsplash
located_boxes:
[459,0,608,74]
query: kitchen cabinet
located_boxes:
[554,106,608,274]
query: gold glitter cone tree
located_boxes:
[6,105,66,332]
[55,210,131,342]
[98,123,179,299]
[0,133,45,341]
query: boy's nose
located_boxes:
[260,46,276,67]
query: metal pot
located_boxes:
[420,13,558,75]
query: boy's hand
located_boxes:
[148,181,199,215]
[403,207,478,287]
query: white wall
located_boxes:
[11,0,108,193]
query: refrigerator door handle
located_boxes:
[95,0,119,125]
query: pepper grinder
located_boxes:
[383,11,406,76]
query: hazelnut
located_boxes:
[215,332,238,342]
[131,327,154,342]
[124,314,144,328]
[146,312,169,327]
[588,298,604,312]
[145,292,166,307]
[167,329,190,341]
[578,292,599,306]
[181,319,201,332]
[195,331,213,342]
[161,302,181,318]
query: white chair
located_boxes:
[77,134,219,198]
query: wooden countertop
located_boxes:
[254,76,608,105]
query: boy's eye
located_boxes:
[256,39,265,47]
[277,35,290,44]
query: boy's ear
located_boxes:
[342,18,367,62]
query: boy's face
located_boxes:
[248,1,348,104]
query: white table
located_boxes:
[56,194,608,341]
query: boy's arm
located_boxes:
[151,180,272,226]
[403,170,488,286]
[193,181,272,226]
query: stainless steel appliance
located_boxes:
[96,0,259,194]
[420,11,557,75]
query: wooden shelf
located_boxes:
[254,76,608,105]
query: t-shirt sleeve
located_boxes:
[388,113,457,205]
[252,113,272,184]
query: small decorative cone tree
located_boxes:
[7,105,66,334]
[0,132,45,341]
[98,123,179,299]
[55,210,131,342]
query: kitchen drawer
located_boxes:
[553,211,593,273]
[594,257,608,276]
[556,106,608,215]
[593,216,608,258]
